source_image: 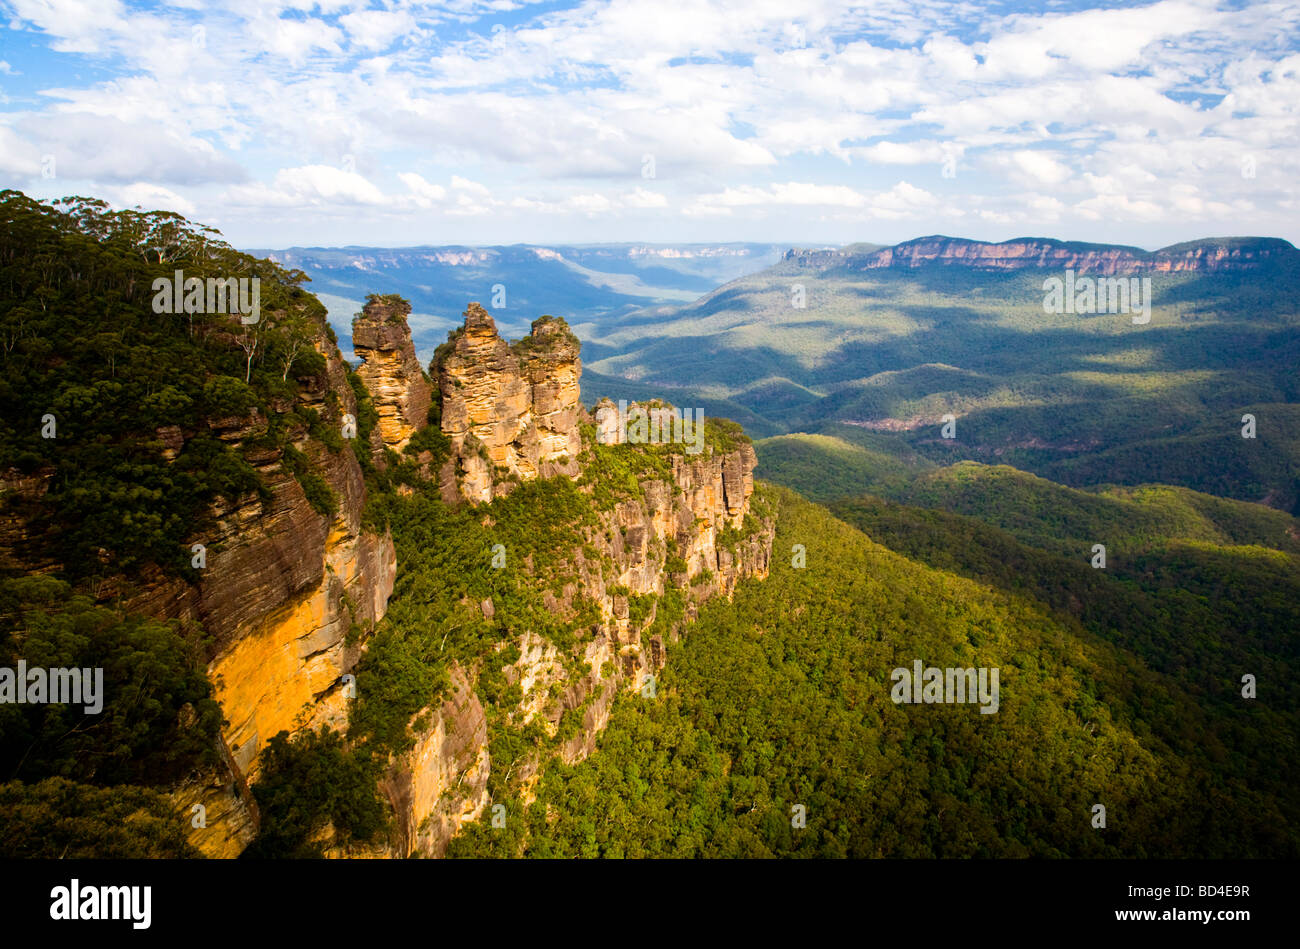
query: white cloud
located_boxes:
[400,172,448,206]
[683,180,938,220]
[8,113,246,185]
[1,0,1295,245]
[855,140,956,165]
[226,165,389,208]
[1003,150,1073,187]
[623,187,667,208]
[0,125,44,176]
[105,183,197,216]
[339,10,421,51]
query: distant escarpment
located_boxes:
[784,235,1300,274]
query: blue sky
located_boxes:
[1,0,1297,249]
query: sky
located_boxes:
[0,0,1297,250]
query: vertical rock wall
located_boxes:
[436,304,581,503]
[352,296,434,453]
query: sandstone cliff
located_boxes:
[114,310,397,856]
[376,664,490,858]
[369,436,774,854]
[551,435,773,765]
[6,290,773,861]
[355,308,775,856]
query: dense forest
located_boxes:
[0,191,360,855]
[439,488,1296,857]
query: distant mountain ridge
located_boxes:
[245,241,786,365]
[578,230,1300,511]
[784,235,1300,275]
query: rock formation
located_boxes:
[7,289,773,860]
[436,304,581,504]
[334,308,778,851]
[352,295,433,453]
[548,438,773,765]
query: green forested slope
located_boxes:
[832,492,1299,788]
[448,487,1297,857]
[758,454,1300,774]
[889,462,1300,556]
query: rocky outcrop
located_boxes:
[785,235,1300,274]
[0,467,57,575]
[170,741,259,858]
[426,320,775,789]
[436,304,582,504]
[378,664,490,858]
[352,296,433,453]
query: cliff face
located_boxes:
[120,313,396,856]
[552,439,773,765]
[352,296,434,454]
[436,304,582,504]
[393,435,773,814]
[11,291,772,860]
[376,664,490,858]
[785,236,1300,274]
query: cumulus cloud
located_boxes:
[1002,150,1073,187]
[683,180,940,219]
[339,10,422,51]
[7,113,247,185]
[225,165,390,208]
[104,183,197,216]
[0,125,44,176]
